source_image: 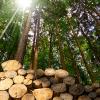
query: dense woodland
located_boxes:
[0,0,100,85]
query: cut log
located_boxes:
[33,88,53,100]
[9,84,27,98]
[92,83,100,90]
[84,85,93,92]
[36,69,44,78]
[60,93,73,100]
[40,77,50,88]
[0,78,13,90]
[55,69,69,78]
[88,92,97,99]
[94,97,100,100]
[53,97,63,100]
[45,68,55,76]
[69,84,84,95]
[78,95,91,100]
[96,88,100,96]
[0,72,5,78]
[13,75,24,84]
[5,71,17,78]
[23,79,32,86]
[0,91,9,100]
[33,79,42,88]
[1,60,22,71]
[18,69,27,76]
[63,76,75,85]
[26,69,34,74]
[21,93,35,100]
[51,83,66,93]
[49,77,59,84]
[25,74,34,80]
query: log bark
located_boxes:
[15,10,32,64]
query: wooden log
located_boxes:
[18,69,27,76]
[96,88,100,96]
[36,69,44,78]
[9,84,27,98]
[32,88,53,100]
[5,71,17,78]
[0,91,9,100]
[92,83,100,90]
[13,75,24,84]
[23,79,32,86]
[49,77,59,84]
[94,97,100,100]
[0,72,5,78]
[21,93,35,100]
[55,69,69,78]
[78,95,91,100]
[84,85,93,93]
[1,60,22,71]
[60,93,73,100]
[0,78,13,90]
[51,83,66,93]
[25,74,34,80]
[53,97,63,100]
[26,69,34,74]
[40,77,50,88]
[88,92,97,99]
[69,84,84,95]
[33,79,42,88]
[45,68,55,76]
[63,76,75,85]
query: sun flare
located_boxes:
[16,0,32,10]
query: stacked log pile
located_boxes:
[0,60,100,100]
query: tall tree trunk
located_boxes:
[56,20,66,70]
[67,17,95,82]
[80,25,100,64]
[31,10,40,71]
[15,11,31,64]
[66,35,81,83]
[48,30,53,68]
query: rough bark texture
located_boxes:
[15,10,31,64]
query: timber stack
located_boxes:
[0,60,100,100]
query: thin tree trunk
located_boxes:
[66,35,81,83]
[56,20,66,70]
[67,17,95,82]
[48,30,53,68]
[15,10,31,64]
[32,10,40,71]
